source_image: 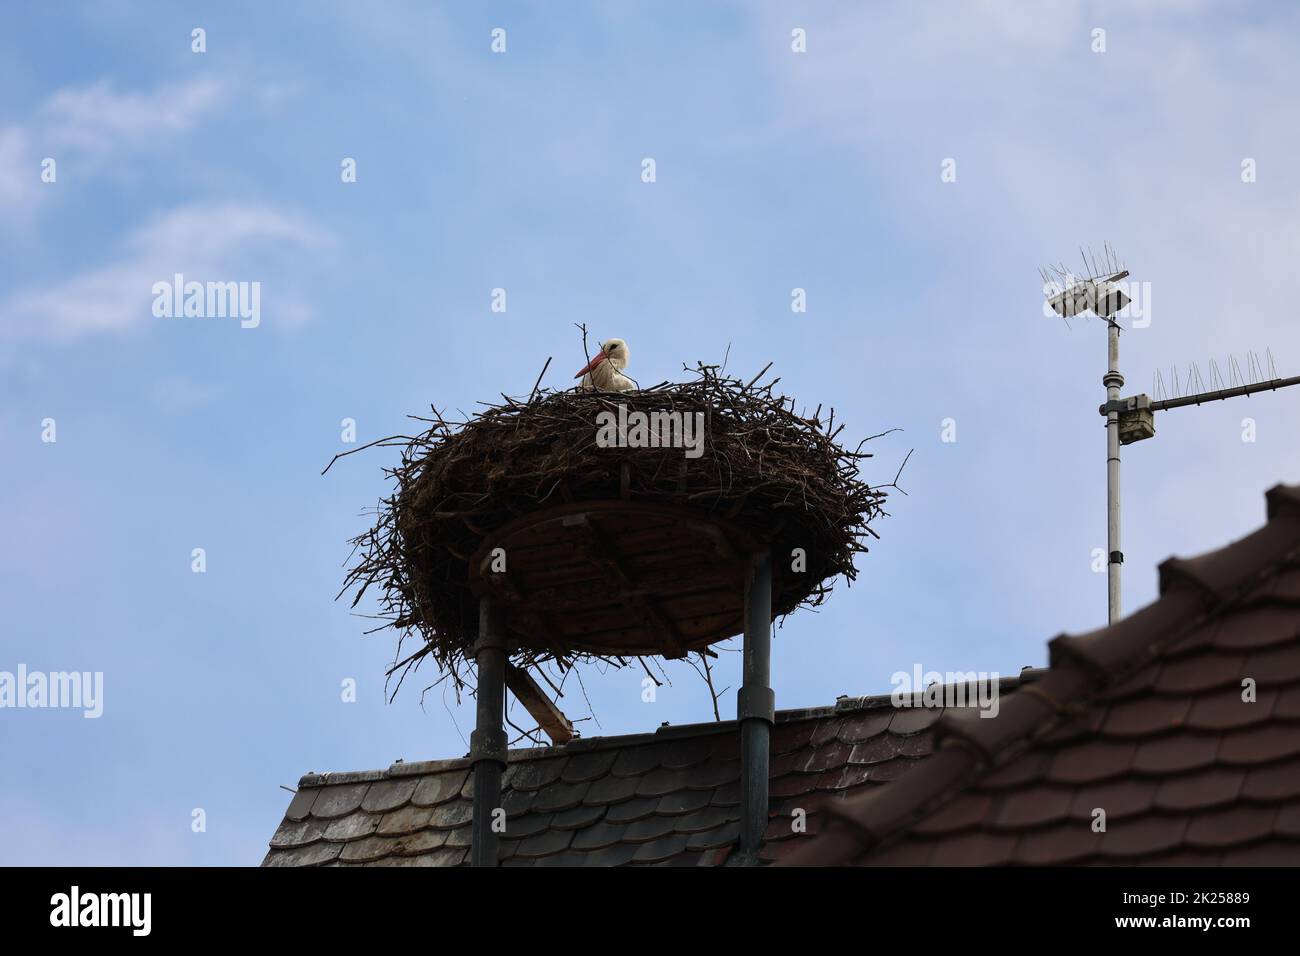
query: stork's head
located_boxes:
[574,338,630,378]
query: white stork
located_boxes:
[574,338,634,392]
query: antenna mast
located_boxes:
[1039,246,1300,624]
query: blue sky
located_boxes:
[2,1,1299,865]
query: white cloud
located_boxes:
[41,76,226,156]
[0,75,229,219]
[2,202,332,342]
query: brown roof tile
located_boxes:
[1219,723,1300,765]
[1012,822,1103,865]
[1184,804,1279,848]
[1096,815,1189,860]
[1240,755,1300,800]
[770,720,817,755]
[1185,686,1275,732]
[910,791,992,836]
[807,716,845,748]
[926,829,1018,867]
[837,710,894,743]
[1152,767,1245,812]
[1273,684,1300,720]
[798,740,854,774]
[1273,802,1300,837]
[1204,606,1300,650]
[847,735,901,766]
[1130,732,1221,775]
[1218,841,1300,865]
[888,707,941,735]
[780,482,1300,867]
[1154,652,1246,695]
[1100,695,1192,737]
[1045,740,1139,785]
[992,787,1072,829]
[815,763,872,792]
[769,773,819,799]
[1068,778,1160,820]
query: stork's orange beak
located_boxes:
[574,351,608,378]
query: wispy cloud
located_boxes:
[41,75,226,156]
[2,201,332,342]
[0,75,229,219]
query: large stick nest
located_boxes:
[337,363,899,693]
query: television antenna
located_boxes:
[1040,245,1300,624]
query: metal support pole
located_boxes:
[470,595,507,867]
[1104,322,1124,624]
[737,551,774,858]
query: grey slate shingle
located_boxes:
[262,676,1038,867]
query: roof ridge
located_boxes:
[780,481,1300,866]
[292,673,1051,790]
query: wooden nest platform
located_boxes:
[337,364,897,691]
[467,500,769,658]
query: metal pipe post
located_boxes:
[737,551,774,857]
[470,595,507,867]
[1104,322,1124,624]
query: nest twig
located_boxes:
[332,362,901,696]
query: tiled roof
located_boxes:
[261,674,1041,867]
[783,482,1300,866]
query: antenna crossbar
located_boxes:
[1148,374,1300,413]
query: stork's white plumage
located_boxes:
[574,338,634,392]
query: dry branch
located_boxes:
[337,363,897,695]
